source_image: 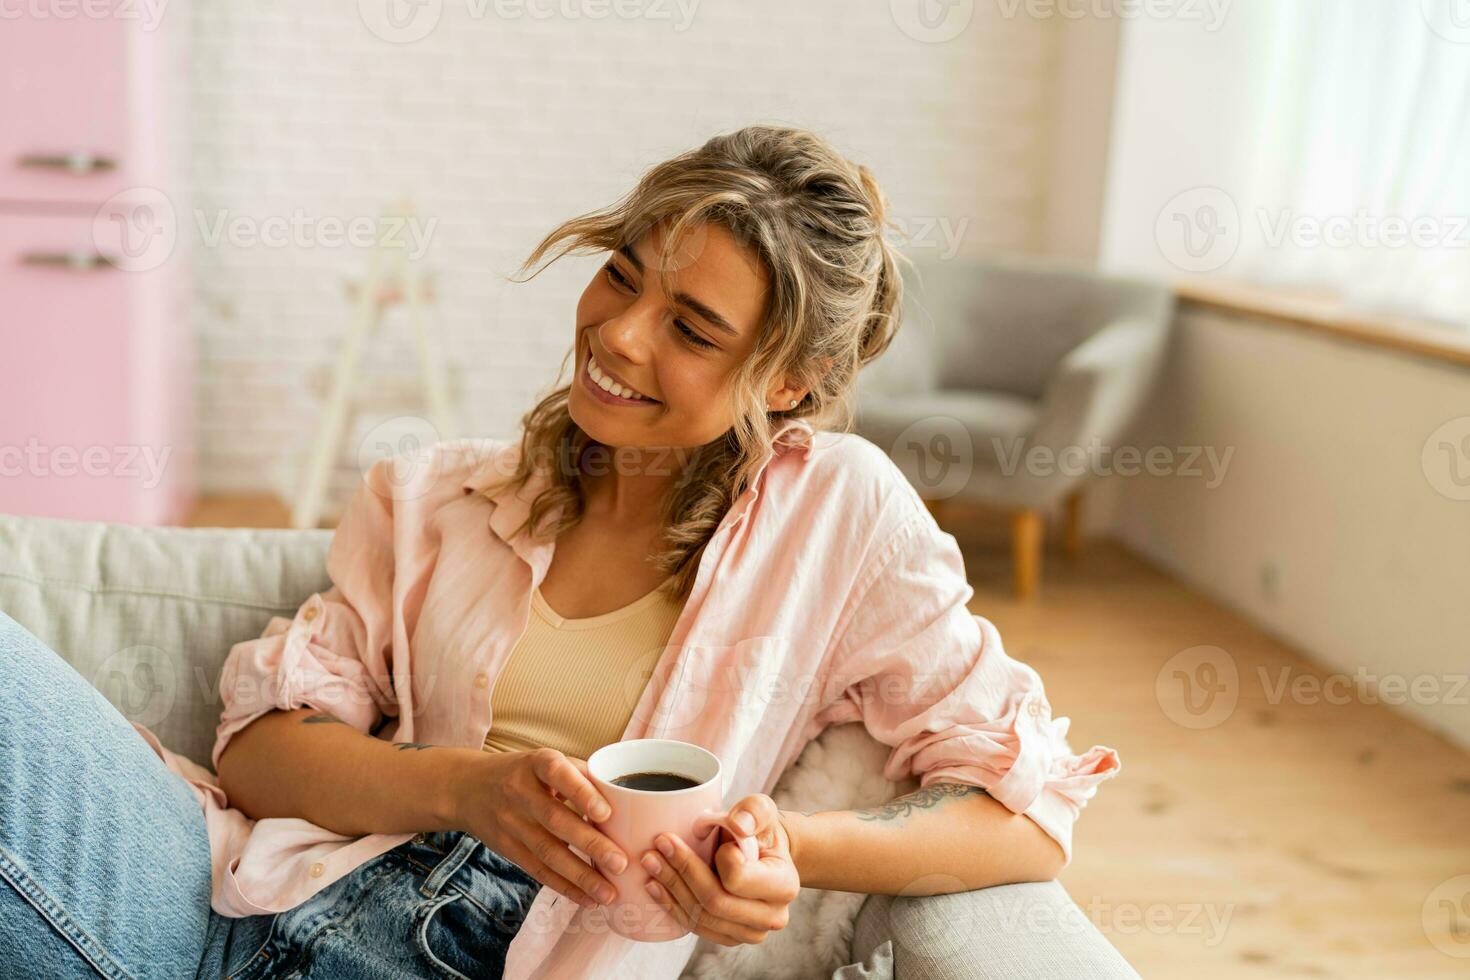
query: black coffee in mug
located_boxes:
[610,770,701,792]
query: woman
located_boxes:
[0,125,1121,979]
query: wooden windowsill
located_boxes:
[1175,278,1470,370]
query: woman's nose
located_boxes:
[598,305,658,361]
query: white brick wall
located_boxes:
[189,0,1063,512]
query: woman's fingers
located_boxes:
[712,838,781,900]
[645,832,778,940]
[716,794,801,903]
[535,789,629,875]
[713,837,800,903]
[529,751,601,818]
[527,751,628,876]
[533,750,612,821]
[519,822,621,908]
[726,794,785,853]
[649,879,767,946]
[496,833,603,910]
[644,877,756,946]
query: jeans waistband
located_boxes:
[415,831,480,900]
[416,830,463,854]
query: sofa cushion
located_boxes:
[0,514,333,770]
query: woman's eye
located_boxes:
[676,320,716,350]
[605,260,715,351]
[604,263,632,289]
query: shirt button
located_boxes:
[1028,699,1042,717]
[302,606,318,622]
[309,862,325,878]
[474,672,489,689]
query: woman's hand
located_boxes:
[639,793,801,947]
[454,747,630,911]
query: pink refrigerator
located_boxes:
[0,7,195,525]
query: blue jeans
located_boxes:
[0,611,542,979]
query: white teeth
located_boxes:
[587,353,652,402]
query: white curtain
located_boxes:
[1234,0,1470,328]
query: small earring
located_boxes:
[788,398,798,408]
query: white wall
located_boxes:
[1084,7,1269,535]
[1109,308,1470,750]
[189,2,1065,505]
[1096,10,1470,749]
[1041,13,1120,263]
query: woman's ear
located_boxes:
[767,381,807,410]
[767,358,831,409]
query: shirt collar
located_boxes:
[464,416,817,549]
[462,442,555,556]
[740,416,816,506]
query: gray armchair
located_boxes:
[857,256,1175,598]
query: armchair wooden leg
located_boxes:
[1063,489,1083,558]
[1010,508,1043,599]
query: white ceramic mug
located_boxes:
[579,739,759,942]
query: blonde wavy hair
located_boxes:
[478,123,909,602]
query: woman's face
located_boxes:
[571,219,789,452]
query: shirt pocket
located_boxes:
[656,635,793,775]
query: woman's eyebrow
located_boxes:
[616,242,740,339]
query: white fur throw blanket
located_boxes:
[679,723,918,979]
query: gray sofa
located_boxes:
[0,513,1138,979]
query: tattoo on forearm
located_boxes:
[301,711,432,750]
[852,783,987,823]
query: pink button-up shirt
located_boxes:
[132,417,1120,980]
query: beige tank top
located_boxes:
[482,576,684,760]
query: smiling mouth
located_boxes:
[584,351,660,404]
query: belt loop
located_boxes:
[420,832,479,899]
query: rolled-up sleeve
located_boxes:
[820,504,1121,866]
[210,457,401,773]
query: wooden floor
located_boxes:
[187,494,1470,977]
[943,507,1470,979]
[184,492,294,529]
